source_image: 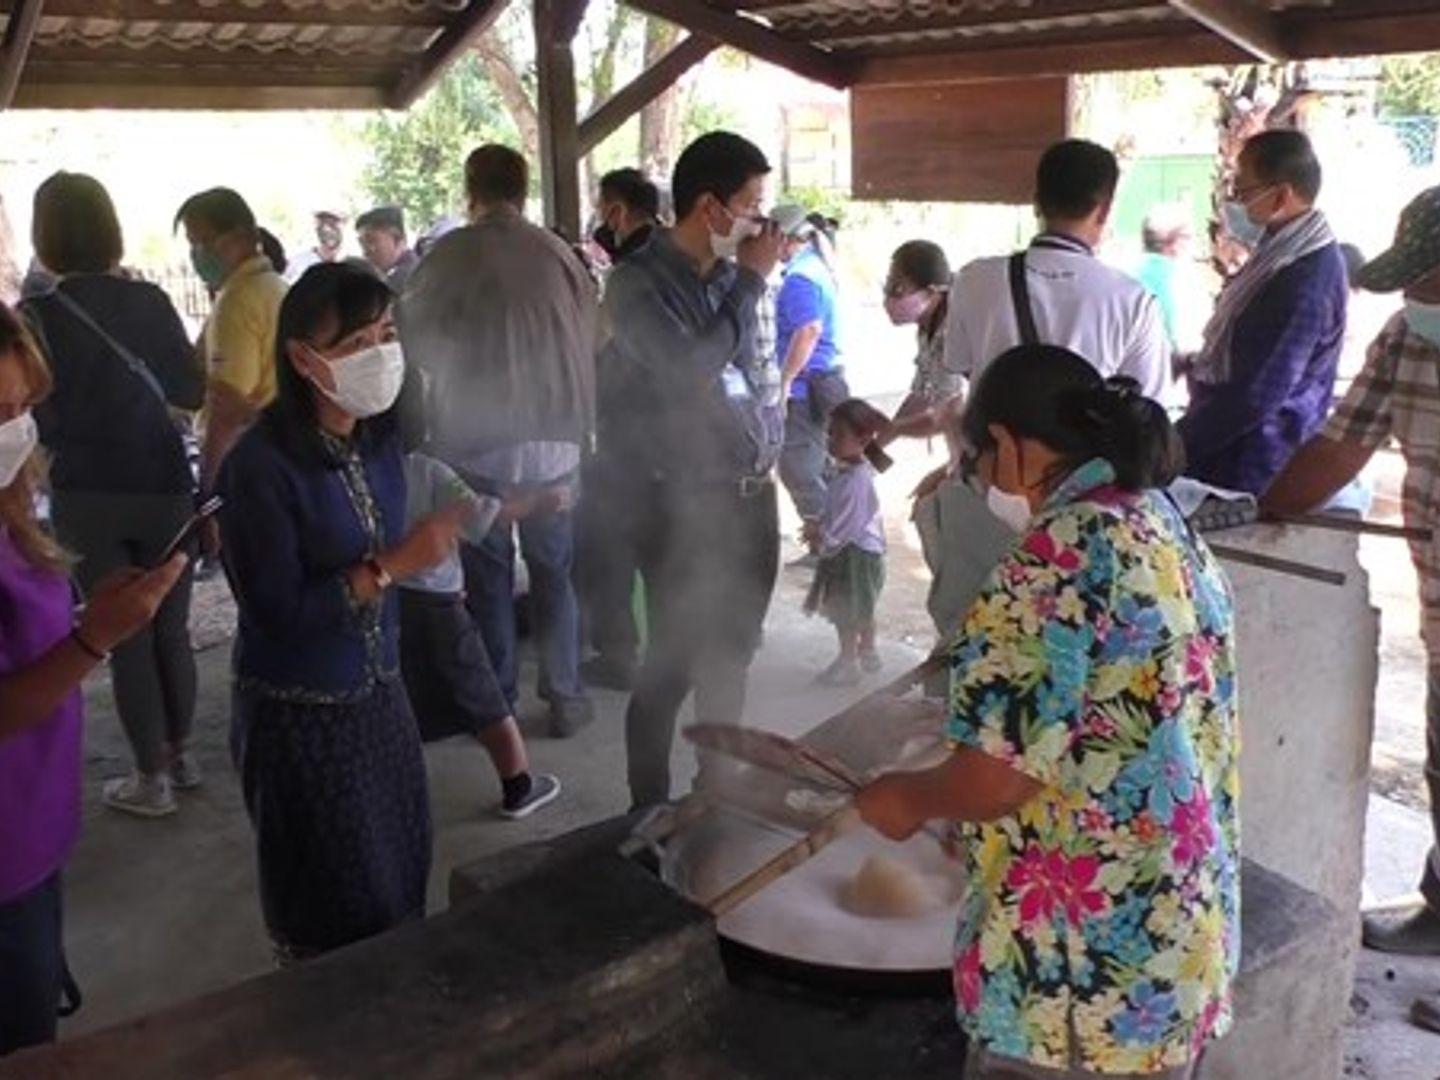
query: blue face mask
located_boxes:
[1405,299,1440,347]
[190,245,226,290]
[1222,200,1266,249]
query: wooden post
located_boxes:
[534,0,588,239]
[0,0,45,110]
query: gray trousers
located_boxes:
[52,490,197,776]
[779,400,828,523]
[964,1045,1201,1080]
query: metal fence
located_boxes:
[1380,115,1438,168]
[136,262,212,327]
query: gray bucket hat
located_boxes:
[1356,186,1440,293]
[769,203,815,238]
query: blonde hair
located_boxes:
[0,304,67,572]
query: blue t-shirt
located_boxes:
[776,247,841,401]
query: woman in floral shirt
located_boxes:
[859,344,1239,1079]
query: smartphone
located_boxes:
[154,495,223,567]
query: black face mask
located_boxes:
[592,224,619,259]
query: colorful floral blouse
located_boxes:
[945,458,1240,1074]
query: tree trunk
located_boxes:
[476,28,541,164]
[579,4,634,213]
[638,17,685,183]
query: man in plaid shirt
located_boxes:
[1265,188,1440,1017]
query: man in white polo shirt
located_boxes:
[915,139,1173,641]
[944,138,1171,398]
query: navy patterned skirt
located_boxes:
[231,679,432,959]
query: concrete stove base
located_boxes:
[9,815,1350,1079]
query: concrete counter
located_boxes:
[1219,524,1377,917]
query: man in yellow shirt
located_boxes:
[174,187,287,492]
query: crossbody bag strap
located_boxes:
[50,287,169,404]
[1007,251,1040,347]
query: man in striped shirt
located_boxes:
[1264,187,1440,993]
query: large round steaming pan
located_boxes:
[663,807,964,982]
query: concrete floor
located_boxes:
[60,557,927,1039]
[49,424,1440,1076]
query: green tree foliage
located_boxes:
[1379,55,1440,117]
[361,54,520,230]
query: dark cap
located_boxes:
[1356,186,1440,293]
[356,205,405,234]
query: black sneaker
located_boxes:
[499,773,561,819]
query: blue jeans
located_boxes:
[461,508,587,711]
[779,399,829,523]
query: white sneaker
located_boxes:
[102,771,177,818]
[170,751,202,791]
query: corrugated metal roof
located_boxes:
[0,0,489,108]
[725,0,1397,54]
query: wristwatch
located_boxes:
[365,556,393,591]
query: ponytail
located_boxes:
[961,345,1183,493]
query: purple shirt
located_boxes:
[0,528,82,902]
[1179,243,1348,494]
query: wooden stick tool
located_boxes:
[703,805,863,917]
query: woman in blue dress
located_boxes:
[219,262,466,962]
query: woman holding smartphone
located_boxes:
[218,263,464,964]
[0,303,188,1055]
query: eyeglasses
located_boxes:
[1227,180,1275,203]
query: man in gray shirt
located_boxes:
[604,131,785,807]
[401,145,597,737]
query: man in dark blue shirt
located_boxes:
[1179,131,1348,494]
[603,132,784,807]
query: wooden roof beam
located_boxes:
[1167,0,1291,62]
[852,25,1246,86]
[579,32,717,155]
[0,0,43,109]
[620,0,853,89]
[388,0,510,108]
[1291,5,1440,60]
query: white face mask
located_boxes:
[986,484,1033,533]
[316,340,405,419]
[0,410,37,489]
[710,208,762,260]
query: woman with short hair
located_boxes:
[860,344,1239,1079]
[22,171,205,818]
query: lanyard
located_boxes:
[1009,234,1095,345]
